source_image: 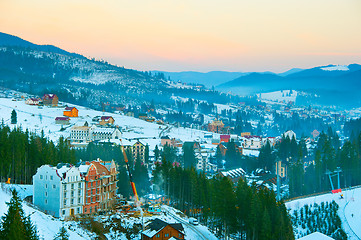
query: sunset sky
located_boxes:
[1,0,360,72]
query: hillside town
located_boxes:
[1,88,361,240]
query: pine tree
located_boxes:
[53,225,69,240]
[0,190,38,240]
[11,110,17,124]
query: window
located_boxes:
[84,208,87,213]
[78,198,81,204]
[50,176,53,180]
[52,184,56,189]
[77,207,80,214]
[64,192,67,198]
[78,190,81,196]
[45,192,48,197]
[164,233,169,237]
[62,210,66,215]
[40,175,43,179]
[78,183,81,188]
[179,233,183,238]
[71,199,74,205]
[89,207,92,213]
[71,183,74,189]
[45,184,48,188]
[156,234,160,238]
[45,199,48,204]
[63,199,66,206]
[71,191,74,197]
[63,185,67,190]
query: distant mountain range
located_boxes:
[155,68,303,88]
[218,64,361,107]
[0,31,360,108]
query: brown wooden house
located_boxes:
[142,218,185,240]
[99,116,115,125]
[43,94,58,106]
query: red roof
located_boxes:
[101,116,113,120]
[220,135,230,139]
[65,107,77,111]
[243,135,261,139]
[55,117,70,121]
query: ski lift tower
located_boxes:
[326,167,342,193]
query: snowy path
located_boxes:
[162,205,218,240]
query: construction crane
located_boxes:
[120,142,140,204]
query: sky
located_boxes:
[0,0,361,73]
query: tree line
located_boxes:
[0,125,76,184]
[152,160,294,239]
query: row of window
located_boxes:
[40,175,53,180]
[63,197,82,206]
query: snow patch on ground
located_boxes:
[257,90,297,103]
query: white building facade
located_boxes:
[33,164,84,218]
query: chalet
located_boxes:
[63,107,79,117]
[55,117,70,125]
[220,135,230,143]
[99,116,115,126]
[142,218,185,240]
[161,136,176,147]
[220,168,246,184]
[208,119,224,133]
[43,94,58,106]
[25,97,41,105]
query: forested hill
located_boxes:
[0,32,235,110]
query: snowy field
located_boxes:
[0,97,217,144]
[286,186,361,240]
[257,90,297,103]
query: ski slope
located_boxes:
[286,186,361,240]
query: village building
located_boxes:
[70,125,122,144]
[208,118,224,133]
[220,168,246,184]
[241,135,262,149]
[142,218,185,240]
[132,140,146,162]
[33,164,84,218]
[55,117,70,125]
[80,160,118,214]
[25,97,41,105]
[99,116,115,126]
[63,107,79,117]
[161,136,176,147]
[43,94,58,106]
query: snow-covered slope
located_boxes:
[257,90,297,103]
[286,187,361,240]
[0,97,216,143]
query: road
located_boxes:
[161,205,211,240]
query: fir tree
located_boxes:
[0,190,38,240]
[11,110,17,124]
[53,225,69,240]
